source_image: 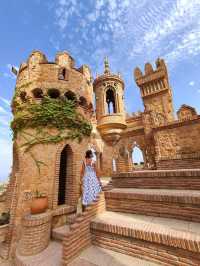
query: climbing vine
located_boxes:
[11,96,92,146]
[11,96,92,172]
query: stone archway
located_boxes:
[131,144,145,170]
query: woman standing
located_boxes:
[80,150,102,211]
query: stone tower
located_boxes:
[5,50,94,257]
[93,58,127,144]
[134,58,174,126]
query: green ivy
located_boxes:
[11,96,92,150]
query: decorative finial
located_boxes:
[104,56,110,74]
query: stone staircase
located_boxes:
[14,169,200,265]
[90,169,200,266]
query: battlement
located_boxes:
[134,58,170,99]
[134,58,168,84]
[13,50,93,115]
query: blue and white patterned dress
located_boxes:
[82,160,102,206]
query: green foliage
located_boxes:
[10,96,92,173]
[35,189,46,198]
[11,96,92,148]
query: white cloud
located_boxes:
[0,97,10,106]
[0,138,12,182]
[0,116,10,126]
[189,81,195,86]
[0,106,8,114]
[53,0,200,69]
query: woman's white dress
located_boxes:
[82,161,102,206]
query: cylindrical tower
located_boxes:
[93,58,127,144]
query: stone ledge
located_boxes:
[22,211,52,227]
[105,188,200,204]
[52,205,75,217]
[112,169,200,178]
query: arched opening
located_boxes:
[32,88,43,99]
[58,145,73,205]
[19,91,27,102]
[112,158,117,172]
[64,91,77,102]
[132,144,144,169]
[106,87,116,114]
[48,88,60,99]
[79,96,87,108]
[58,68,67,80]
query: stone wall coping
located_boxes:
[112,169,200,178]
[153,115,200,131]
[156,151,200,161]
[0,224,9,230]
[22,211,52,227]
[52,205,75,217]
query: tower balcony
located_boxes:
[97,114,127,144]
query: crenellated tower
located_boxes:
[134,58,174,126]
[93,58,127,144]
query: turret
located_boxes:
[12,50,94,118]
[93,58,127,144]
[134,58,174,125]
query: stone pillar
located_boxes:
[18,211,52,256]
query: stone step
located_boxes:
[91,211,200,266]
[52,225,70,242]
[68,245,159,266]
[112,169,200,189]
[15,241,62,266]
[105,188,200,222]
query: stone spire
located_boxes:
[104,57,110,74]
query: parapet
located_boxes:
[55,51,75,69]
[134,58,169,86]
[177,104,198,121]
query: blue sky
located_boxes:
[0,0,200,181]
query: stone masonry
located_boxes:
[0,51,200,265]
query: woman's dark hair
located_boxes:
[85,150,93,159]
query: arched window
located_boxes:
[32,88,43,99]
[58,68,68,80]
[79,96,87,108]
[132,144,144,169]
[106,87,116,114]
[112,158,117,172]
[20,91,27,102]
[64,91,77,102]
[48,89,60,99]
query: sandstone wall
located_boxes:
[154,117,200,168]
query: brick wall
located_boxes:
[154,117,200,169]
[18,211,52,256]
[62,192,106,265]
